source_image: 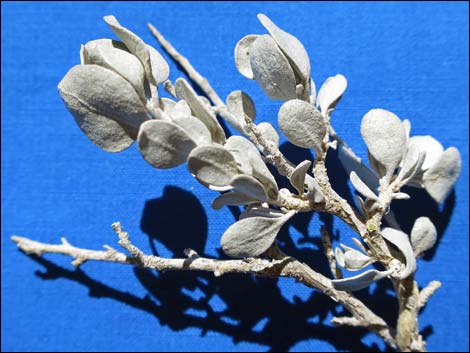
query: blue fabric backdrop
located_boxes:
[2,1,468,352]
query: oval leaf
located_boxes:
[411,217,437,256]
[187,145,240,186]
[224,136,278,199]
[250,35,297,101]
[332,268,394,292]
[257,14,311,84]
[398,143,422,181]
[221,211,295,258]
[278,99,326,154]
[316,74,347,115]
[290,160,312,194]
[381,227,416,279]
[137,120,196,169]
[175,78,226,143]
[58,65,148,152]
[170,100,192,120]
[171,115,212,146]
[337,144,380,190]
[234,34,259,79]
[230,174,268,201]
[350,171,378,200]
[306,176,325,203]
[148,45,170,84]
[338,244,372,271]
[212,191,262,210]
[83,39,147,102]
[408,135,444,172]
[360,109,407,176]
[422,147,461,203]
[103,16,155,85]
[226,90,256,127]
[257,122,280,148]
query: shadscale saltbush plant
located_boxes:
[12,14,462,352]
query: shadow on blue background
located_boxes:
[2,1,468,352]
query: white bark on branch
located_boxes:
[11,223,398,350]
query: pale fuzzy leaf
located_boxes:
[212,191,262,210]
[337,144,380,190]
[234,34,259,79]
[170,100,192,119]
[250,35,297,101]
[355,195,367,216]
[352,237,368,253]
[422,147,461,203]
[316,74,347,115]
[224,136,254,175]
[290,160,312,194]
[187,145,240,186]
[398,143,422,181]
[83,39,147,102]
[350,171,378,201]
[256,122,280,148]
[257,14,311,83]
[147,45,170,84]
[230,174,268,201]
[175,78,226,143]
[403,119,411,140]
[335,247,345,267]
[224,136,278,199]
[159,97,176,113]
[58,65,148,152]
[393,192,411,200]
[240,206,284,220]
[408,135,444,171]
[137,120,196,169]
[310,78,317,105]
[172,115,212,146]
[361,109,407,176]
[332,268,394,292]
[226,90,256,132]
[411,217,437,256]
[103,16,155,85]
[338,244,372,271]
[381,227,416,279]
[278,99,326,153]
[368,150,387,178]
[306,175,325,203]
[221,211,295,258]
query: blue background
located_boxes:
[2,1,468,352]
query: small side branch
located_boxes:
[417,281,442,311]
[321,227,342,279]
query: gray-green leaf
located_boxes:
[381,227,416,279]
[257,14,311,84]
[350,171,378,201]
[83,39,147,102]
[187,145,240,186]
[221,211,295,258]
[335,244,372,271]
[256,122,280,148]
[211,191,262,210]
[332,268,394,292]
[290,160,312,194]
[103,15,155,85]
[278,99,326,154]
[250,35,297,101]
[316,74,347,115]
[175,78,226,144]
[226,90,256,132]
[234,34,259,79]
[58,64,148,152]
[137,120,196,169]
[422,147,461,203]
[360,109,407,176]
[408,136,444,171]
[171,115,212,146]
[230,174,268,201]
[410,217,437,256]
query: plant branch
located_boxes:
[11,224,397,350]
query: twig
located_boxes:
[321,227,342,279]
[11,224,397,349]
[417,281,442,311]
